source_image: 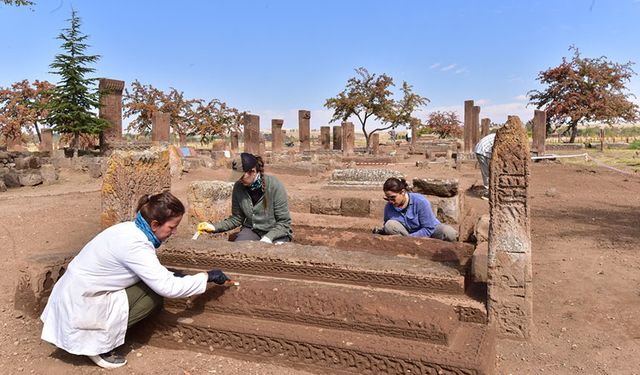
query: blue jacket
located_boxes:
[383,192,440,237]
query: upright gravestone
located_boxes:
[532,110,546,155]
[151,111,171,143]
[272,119,284,153]
[333,125,342,151]
[243,114,260,154]
[370,133,380,155]
[98,78,125,151]
[487,115,532,339]
[299,110,311,152]
[463,100,474,153]
[101,148,171,229]
[341,121,355,155]
[258,137,266,157]
[40,129,53,152]
[320,126,331,150]
[481,118,490,138]
[472,105,481,148]
[230,131,239,152]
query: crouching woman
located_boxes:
[376,177,458,242]
[40,191,231,369]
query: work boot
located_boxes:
[88,350,127,369]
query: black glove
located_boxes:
[372,227,385,235]
[168,268,186,278]
[207,269,230,285]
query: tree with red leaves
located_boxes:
[423,110,462,139]
[528,46,638,143]
[0,79,54,145]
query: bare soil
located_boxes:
[0,153,639,374]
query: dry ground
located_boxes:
[0,152,639,374]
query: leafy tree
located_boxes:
[123,80,164,135]
[160,88,200,145]
[325,67,428,152]
[195,100,245,144]
[423,110,462,139]
[45,9,109,155]
[528,46,639,143]
[0,79,54,143]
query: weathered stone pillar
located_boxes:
[370,133,380,155]
[40,129,53,152]
[271,119,284,153]
[298,110,311,152]
[243,114,260,154]
[230,131,239,151]
[487,115,532,339]
[320,126,331,150]
[152,111,171,143]
[532,110,546,155]
[463,100,474,153]
[98,78,125,151]
[259,137,266,157]
[101,148,171,229]
[341,121,355,155]
[472,105,481,149]
[481,118,491,138]
[599,127,605,152]
[333,125,342,151]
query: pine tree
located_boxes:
[46,9,108,155]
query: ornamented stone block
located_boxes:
[101,148,171,228]
[487,116,532,339]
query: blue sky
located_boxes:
[2,0,639,131]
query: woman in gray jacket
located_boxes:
[203,153,293,244]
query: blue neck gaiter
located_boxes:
[134,211,161,249]
[249,172,262,191]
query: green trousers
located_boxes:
[125,281,163,328]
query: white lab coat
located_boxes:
[40,221,207,356]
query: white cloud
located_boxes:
[514,94,528,101]
[429,63,441,69]
[441,64,457,72]
[454,68,468,74]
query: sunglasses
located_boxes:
[383,194,401,202]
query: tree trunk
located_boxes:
[34,123,42,143]
[72,133,79,157]
[569,122,578,143]
[179,133,187,147]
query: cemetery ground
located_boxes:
[0,152,639,374]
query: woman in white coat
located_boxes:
[40,191,230,369]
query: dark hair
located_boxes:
[383,177,410,193]
[135,191,185,225]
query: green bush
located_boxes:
[629,139,640,149]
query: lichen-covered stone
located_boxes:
[187,180,233,230]
[101,148,171,228]
[487,116,532,339]
[413,178,459,197]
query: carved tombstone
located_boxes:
[487,116,532,339]
[472,105,481,149]
[532,110,546,155]
[151,111,171,143]
[463,100,474,153]
[101,148,171,228]
[299,110,311,152]
[243,114,260,154]
[370,133,380,155]
[320,126,331,150]
[341,121,355,155]
[230,131,239,151]
[271,119,284,153]
[40,128,53,152]
[98,78,125,151]
[333,125,342,151]
[481,118,490,138]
